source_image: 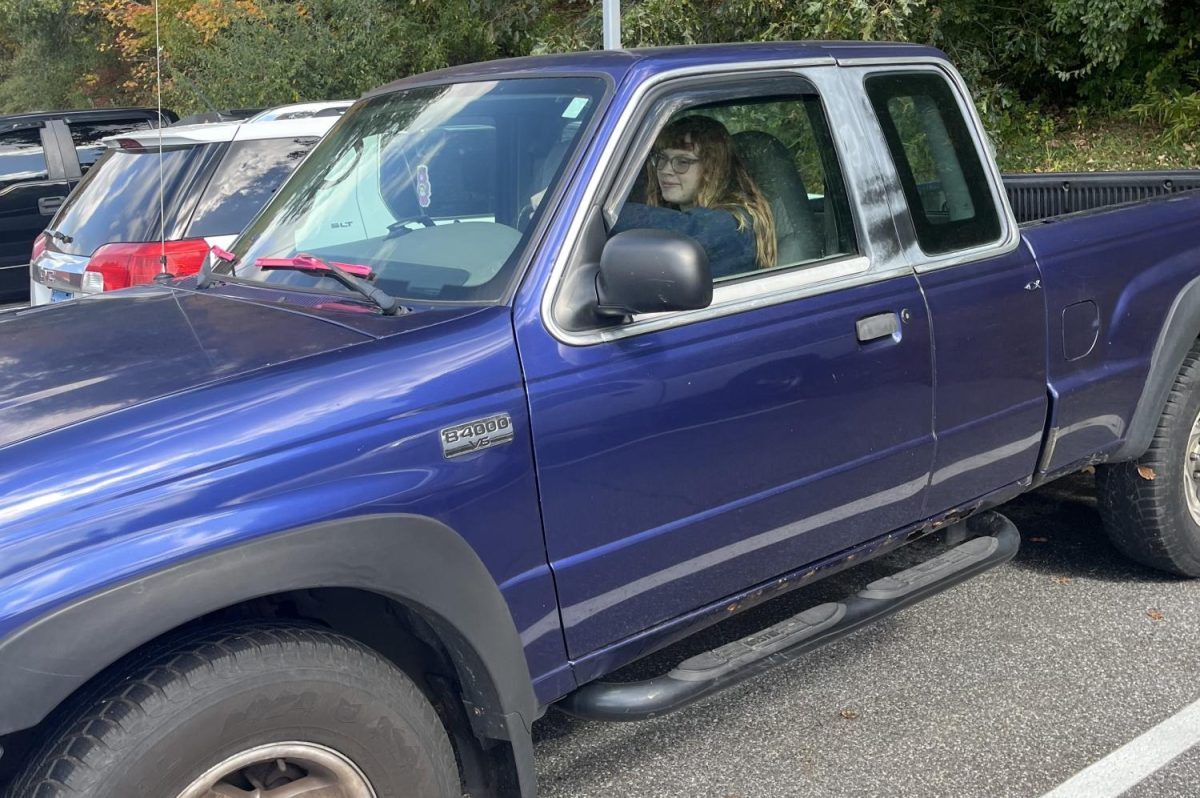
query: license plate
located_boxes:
[50,289,72,303]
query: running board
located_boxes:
[558,510,1020,722]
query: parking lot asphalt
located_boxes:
[532,473,1200,797]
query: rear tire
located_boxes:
[9,622,461,798]
[1097,340,1200,576]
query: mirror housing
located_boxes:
[596,229,712,317]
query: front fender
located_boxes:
[0,514,537,750]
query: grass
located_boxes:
[992,110,1200,174]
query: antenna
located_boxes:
[154,0,166,270]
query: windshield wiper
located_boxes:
[45,228,73,245]
[255,253,402,315]
[196,245,236,289]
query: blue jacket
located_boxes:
[612,203,758,279]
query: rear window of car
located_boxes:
[185,136,320,238]
[52,143,219,256]
[0,127,47,182]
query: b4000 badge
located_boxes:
[441,413,515,458]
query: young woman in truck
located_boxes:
[612,114,777,278]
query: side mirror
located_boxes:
[596,228,712,317]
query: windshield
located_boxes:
[222,77,606,303]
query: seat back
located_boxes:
[732,131,824,265]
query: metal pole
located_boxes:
[603,0,621,49]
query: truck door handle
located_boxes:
[856,312,900,343]
[38,196,65,216]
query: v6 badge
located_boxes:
[441,413,514,458]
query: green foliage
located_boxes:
[0,0,124,111]
[535,0,940,53]
[155,0,518,111]
[1047,0,1166,76]
[0,0,1194,168]
[1131,88,1200,147]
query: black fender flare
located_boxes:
[1113,273,1200,462]
[0,514,538,793]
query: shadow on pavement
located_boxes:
[1000,471,1182,584]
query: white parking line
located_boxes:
[1040,696,1200,798]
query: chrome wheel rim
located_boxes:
[1186,409,1200,526]
[176,741,377,798]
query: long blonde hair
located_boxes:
[645,115,776,269]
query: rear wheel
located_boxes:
[9,622,460,798]
[1097,340,1200,576]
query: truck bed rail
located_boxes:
[1003,170,1200,224]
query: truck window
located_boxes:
[224,77,606,303]
[0,128,48,183]
[613,91,857,282]
[380,124,497,222]
[69,119,155,172]
[186,136,320,238]
[868,73,998,255]
[865,72,1001,255]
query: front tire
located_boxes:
[9,622,460,798]
[1097,340,1200,576]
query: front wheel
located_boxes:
[1097,340,1200,576]
[9,623,461,798]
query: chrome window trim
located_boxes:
[611,255,879,340]
[839,57,1022,273]
[539,56,915,348]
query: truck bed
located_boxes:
[1003,170,1200,224]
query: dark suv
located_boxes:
[0,107,176,304]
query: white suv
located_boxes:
[30,113,340,305]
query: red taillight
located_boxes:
[30,232,46,263]
[84,239,211,292]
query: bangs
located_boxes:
[655,128,699,154]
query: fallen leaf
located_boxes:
[1137,465,1157,481]
[839,708,859,720]
[1054,576,1073,585]
[1030,536,1049,543]
[1148,609,1165,621]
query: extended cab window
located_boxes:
[613,91,857,282]
[865,72,1001,254]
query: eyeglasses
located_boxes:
[648,152,701,174]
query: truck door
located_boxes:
[514,71,936,658]
[0,122,75,302]
[860,67,1048,512]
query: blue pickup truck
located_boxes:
[2,42,1200,797]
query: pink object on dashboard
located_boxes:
[255,253,374,279]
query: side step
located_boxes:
[558,510,1020,722]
